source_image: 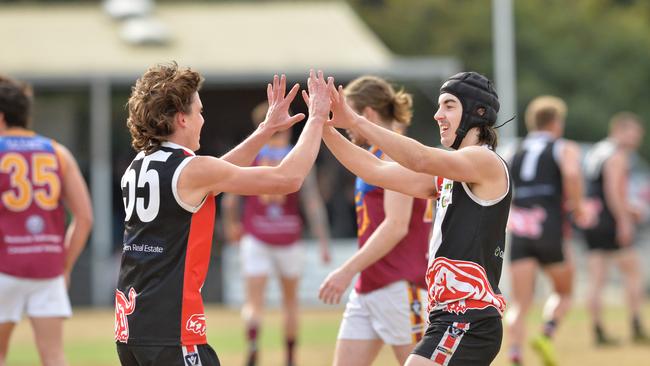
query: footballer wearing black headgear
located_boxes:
[440,72,500,150]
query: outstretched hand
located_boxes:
[301,70,333,123]
[326,83,360,130]
[261,74,305,133]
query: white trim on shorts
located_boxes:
[0,273,72,323]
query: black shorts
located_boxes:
[509,235,564,265]
[584,228,619,251]
[412,317,502,366]
[116,343,220,366]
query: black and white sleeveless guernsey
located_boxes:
[583,139,619,250]
[426,146,512,323]
[115,141,216,346]
[508,132,566,264]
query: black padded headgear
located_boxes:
[439,72,500,150]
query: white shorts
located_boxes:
[0,272,72,323]
[338,281,427,345]
[240,234,304,278]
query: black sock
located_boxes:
[286,338,296,366]
[632,314,645,337]
[509,345,522,364]
[543,319,558,339]
[595,323,603,336]
[246,323,258,366]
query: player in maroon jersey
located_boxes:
[115,63,331,366]
[317,76,430,366]
[0,75,93,366]
[321,72,510,365]
[221,101,331,366]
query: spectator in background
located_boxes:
[506,96,590,366]
[583,112,648,345]
[318,76,431,366]
[0,75,93,366]
[221,100,331,366]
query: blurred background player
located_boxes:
[583,112,648,346]
[0,75,93,366]
[317,76,431,366]
[506,96,589,366]
[221,100,331,366]
[321,71,510,366]
[115,65,331,366]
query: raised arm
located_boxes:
[220,75,305,166]
[56,143,93,287]
[319,188,414,304]
[327,84,500,185]
[177,70,331,204]
[299,169,331,264]
[322,126,436,199]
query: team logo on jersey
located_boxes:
[115,288,137,343]
[426,257,506,315]
[437,181,453,209]
[507,206,547,239]
[186,314,207,336]
[25,214,45,234]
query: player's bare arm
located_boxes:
[221,74,305,166]
[322,126,435,199]
[319,188,413,304]
[328,84,506,201]
[56,143,93,286]
[299,170,331,264]
[559,140,589,225]
[603,151,634,246]
[178,70,331,204]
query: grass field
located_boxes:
[5,304,650,365]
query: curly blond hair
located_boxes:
[126,62,204,152]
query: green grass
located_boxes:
[5,304,650,365]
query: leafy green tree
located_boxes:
[349,0,650,157]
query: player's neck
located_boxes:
[0,126,31,135]
[458,129,480,149]
[165,132,195,152]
